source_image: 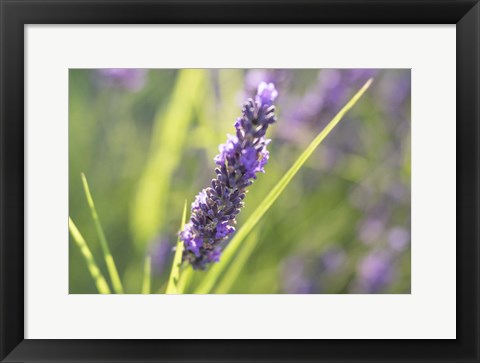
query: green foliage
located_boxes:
[141,255,151,294]
[68,217,111,294]
[131,70,206,251]
[214,230,260,294]
[165,200,188,294]
[82,173,124,294]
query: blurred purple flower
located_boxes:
[388,227,410,252]
[387,182,410,204]
[282,256,315,294]
[97,69,147,91]
[180,82,278,270]
[319,246,346,274]
[275,69,377,145]
[357,249,394,293]
[357,203,391,245]
[286,69,377,127]
[377,70,411,113]
[150,238,173,275]
[358,217,385,245]
[244,69,290,95]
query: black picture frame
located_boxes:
[1,1,479,362]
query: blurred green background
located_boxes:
[69,69,411,294]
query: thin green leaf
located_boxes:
[214,230,259,294]
[166,200,188,294]
[195,78,373,294]
[68,217,111,294]
[177,265,193,293]
[141,255,151,294]
[81,173,124,294]
[131,70,206,251]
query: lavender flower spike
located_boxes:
[180,82,278,270]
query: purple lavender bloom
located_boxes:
[180,82,278,270]
[357,250,394,293]
[97,69,147,91]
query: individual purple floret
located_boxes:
[180,82,278,270]
[244,69,290,97]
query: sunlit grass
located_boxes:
[141,255,151,294]
[81,173,124,294]
[165,200,188,294]
[214,229,260,294]
[68,217,111,294]
[177,266,193,294]
[131,70,206,251]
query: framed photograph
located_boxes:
[1,0,478,362]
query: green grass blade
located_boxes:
[214,230,259,294]
[141,255,151,294]
[81,173,124,294]
[68,217,111,294]
[165,200,188,294]
[177,266,193,293]
[131,70,206,251]
[195,78,373,294]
